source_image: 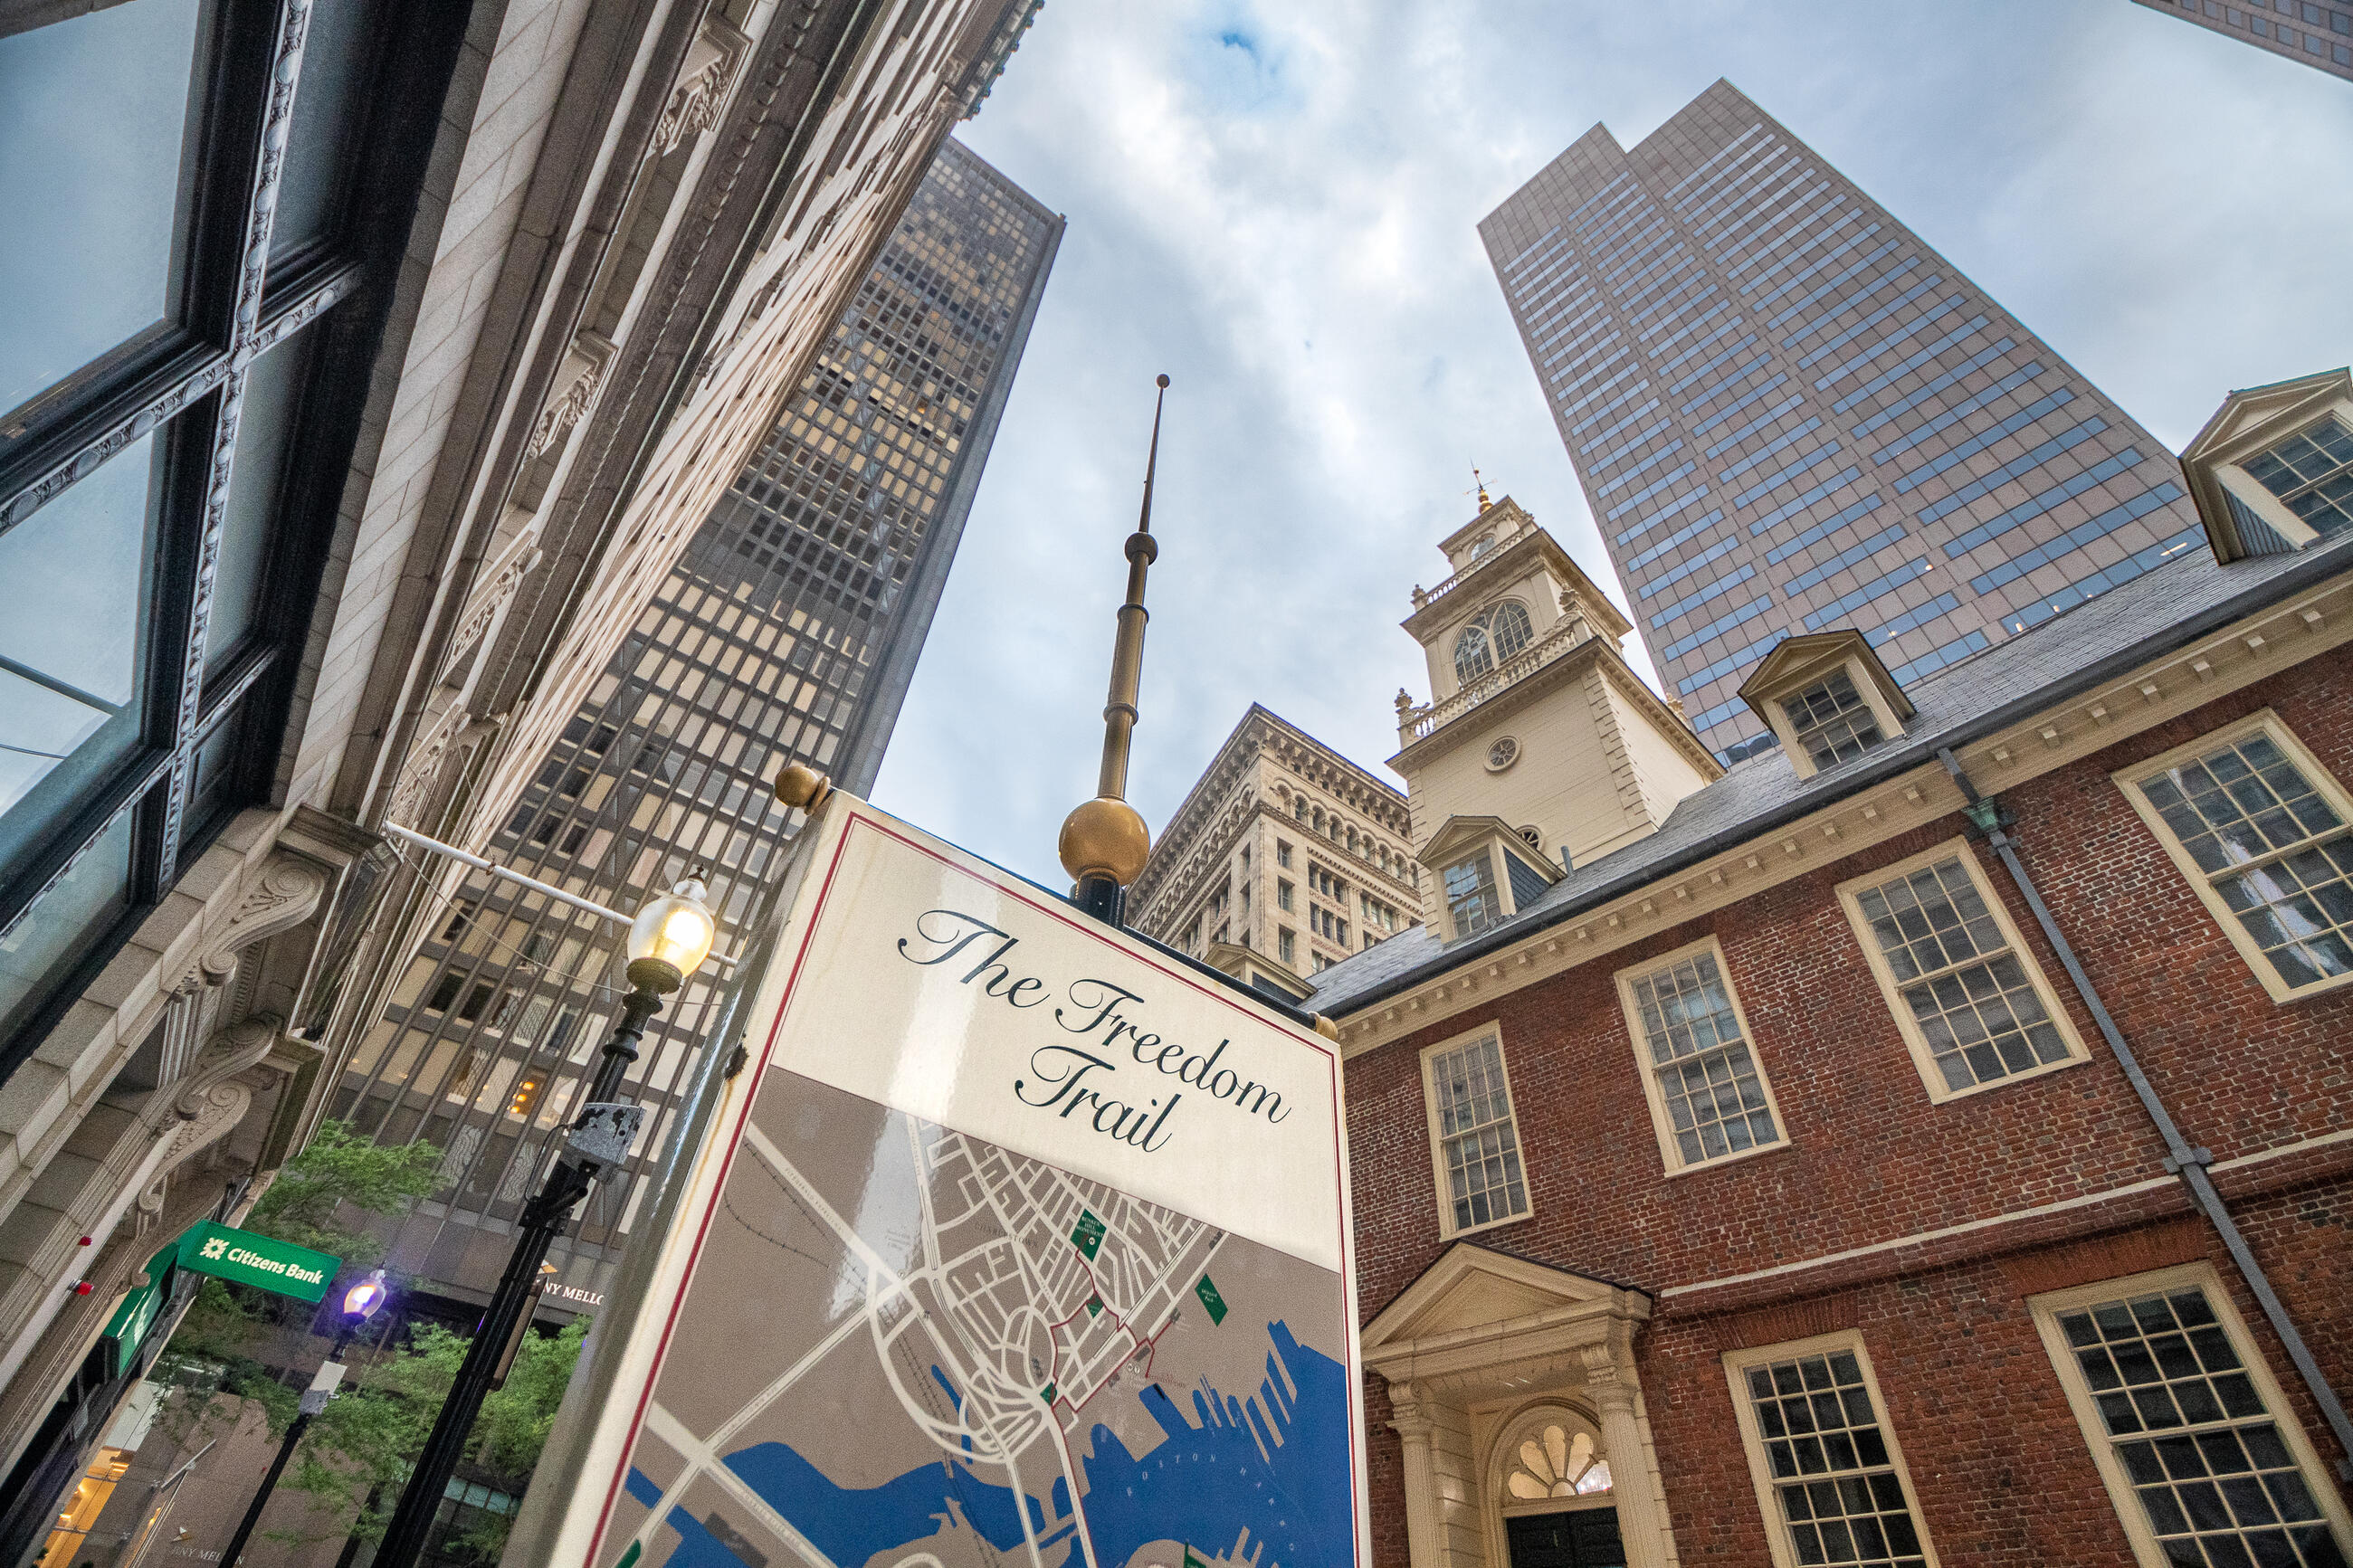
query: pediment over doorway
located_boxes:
[1362,1243,1650,1399]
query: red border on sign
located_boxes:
[582,803,1359,1566]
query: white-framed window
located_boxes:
[1615,936,1786,1173]
[1784,670,1885,771]
[2115,711,2353,1003]
[2243,414,2353,537]
[1835,840,2088,1102]
[1724,1332,1939,1568]
[1443,847,1503,938]
[1419,1026,1530,1237]
[2029,1263,2353,1568]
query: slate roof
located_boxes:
[1308,530,2353,1016]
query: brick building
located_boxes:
[1310,370,2353,1568]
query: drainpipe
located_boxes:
[1938,747,2353,1479]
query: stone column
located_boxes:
[1581,1345,1672,1568]
[1387,1379,1445,1568]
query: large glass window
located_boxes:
[1783,670,1884,771]
[1622,941,1783,1169]
[2126,720,2353,1000]
[1422,1031,1529,1234]
[1728,1338,1934,1568]
[0,433,159,843]
[2243,416,2353,537]
[1443,848,1503,938]
[206,336,313,673]
[0,0,204,423]
[0,806,137,1045]
[2035,1270,2352,1568]
[1840,845,2085,1099]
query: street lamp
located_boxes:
[220,1270,390,1564]
[373,877,717,1568]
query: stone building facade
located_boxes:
[0,0,1043,1549]
[1129,706,1421,989]
[1313,375,2353,1568]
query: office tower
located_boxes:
[1128,706,1419,993]
[1481,81,2206,763]
[2131,0,2353,80]
[329,140,1060,1316]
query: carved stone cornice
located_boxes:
[652,12,754,157]
[525,329,619,460]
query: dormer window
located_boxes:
[1442,851,1503,937]
[2243,415,2353,536]
[1784,670,1885,771]
[1738,630,1916,782]
[1453,601,1536,683]
[2183,370,2353,562]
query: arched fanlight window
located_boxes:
[1453,602,1536,684]
[1505,1420,1613,1501]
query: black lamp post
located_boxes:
[371,877,718,1568]
[221,1270,389,1564]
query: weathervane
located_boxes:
[1058,375,1170,927]
[1472,466,1491,508]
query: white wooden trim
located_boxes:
[1419,1021,1534,1241]
[1613,934,1794,1177]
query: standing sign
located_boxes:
[546,796,1367,1568]
[176,1221,338,1304]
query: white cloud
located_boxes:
[873,0,2353,889]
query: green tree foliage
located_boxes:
[278,1317,590,1551]
[243,1117,443,1264]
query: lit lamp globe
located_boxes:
[628,877,717,993]
[343,1269,389,1324]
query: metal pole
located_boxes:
[222,1331,354,1565]
[371,977,669,1568]
[1939,747,2353,1480]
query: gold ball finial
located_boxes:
[1058,796,1151,886]
[772,763,834,812]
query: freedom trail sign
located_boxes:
[518,794,1368,1568]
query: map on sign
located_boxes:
[605,1069,1352,1568]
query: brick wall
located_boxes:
[1343,651,2353,1563]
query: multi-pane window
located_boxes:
[1731,1344,1933,1568]
[2129,726,2353,995]
[1844,849,2080,1097]
[1453,600,1537,683]
[1784,670,1885,771]
[0,0,452,1064]
[1623,944,1782,1168]
[2038,1273,2351,1568]
[1423,1031,1529,1234]
[1443,850,1504,938]
[2244,416,2353,537]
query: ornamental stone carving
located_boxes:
[526,329,617,459]
[438,537,542,684]
[652,14,752,157]
[385,700,472,830]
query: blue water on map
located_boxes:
[625,1321,1347,1568]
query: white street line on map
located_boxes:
[643,1402,843,1568]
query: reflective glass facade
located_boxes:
[329,138,1061,1308]
[0,0,458,1069]
[1481,81,2206,763]
[2131,0,2353,79]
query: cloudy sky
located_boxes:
[871,0,2353,889]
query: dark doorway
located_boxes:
[1506,1506,1626,1568]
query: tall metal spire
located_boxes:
[1058,375,1170,925]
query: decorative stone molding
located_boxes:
[384,699,473,830]
[525,329,618,460]
[439,538,543,685]
[652,13,752,157]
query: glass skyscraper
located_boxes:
[1481,81,2205,762]
[330,138,1060,1313]
[2130,0,2353,79]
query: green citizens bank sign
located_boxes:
[177,1221,339,1304]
